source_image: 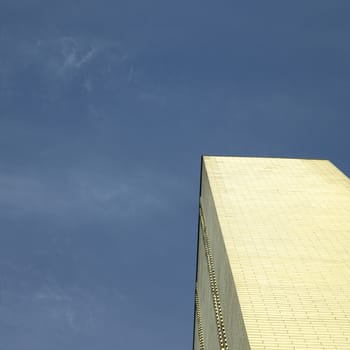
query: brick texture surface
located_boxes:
[194,156,350,350]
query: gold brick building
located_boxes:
[193,156,350,350]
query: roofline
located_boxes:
[201,154,330,162]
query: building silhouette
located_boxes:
[193,156,350,350]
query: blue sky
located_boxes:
[1,1,350,349]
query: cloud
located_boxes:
[83,77,93,91]
[60,37,97,72]
[0,167,177,221]
[0,33,128,92]
[138,91,167,105]
[0,284,121,336]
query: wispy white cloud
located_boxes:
[0,284,122,335]
[0,167,178,220]
[83,76,93,91]
[59,37,97,72]
[0,34,128,89]
[35,287,72,302]
[138,91,167,105]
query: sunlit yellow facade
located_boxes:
[193,156,350,350]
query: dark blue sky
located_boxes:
[1,1,350,349]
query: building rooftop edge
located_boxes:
[202,154,330,162]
